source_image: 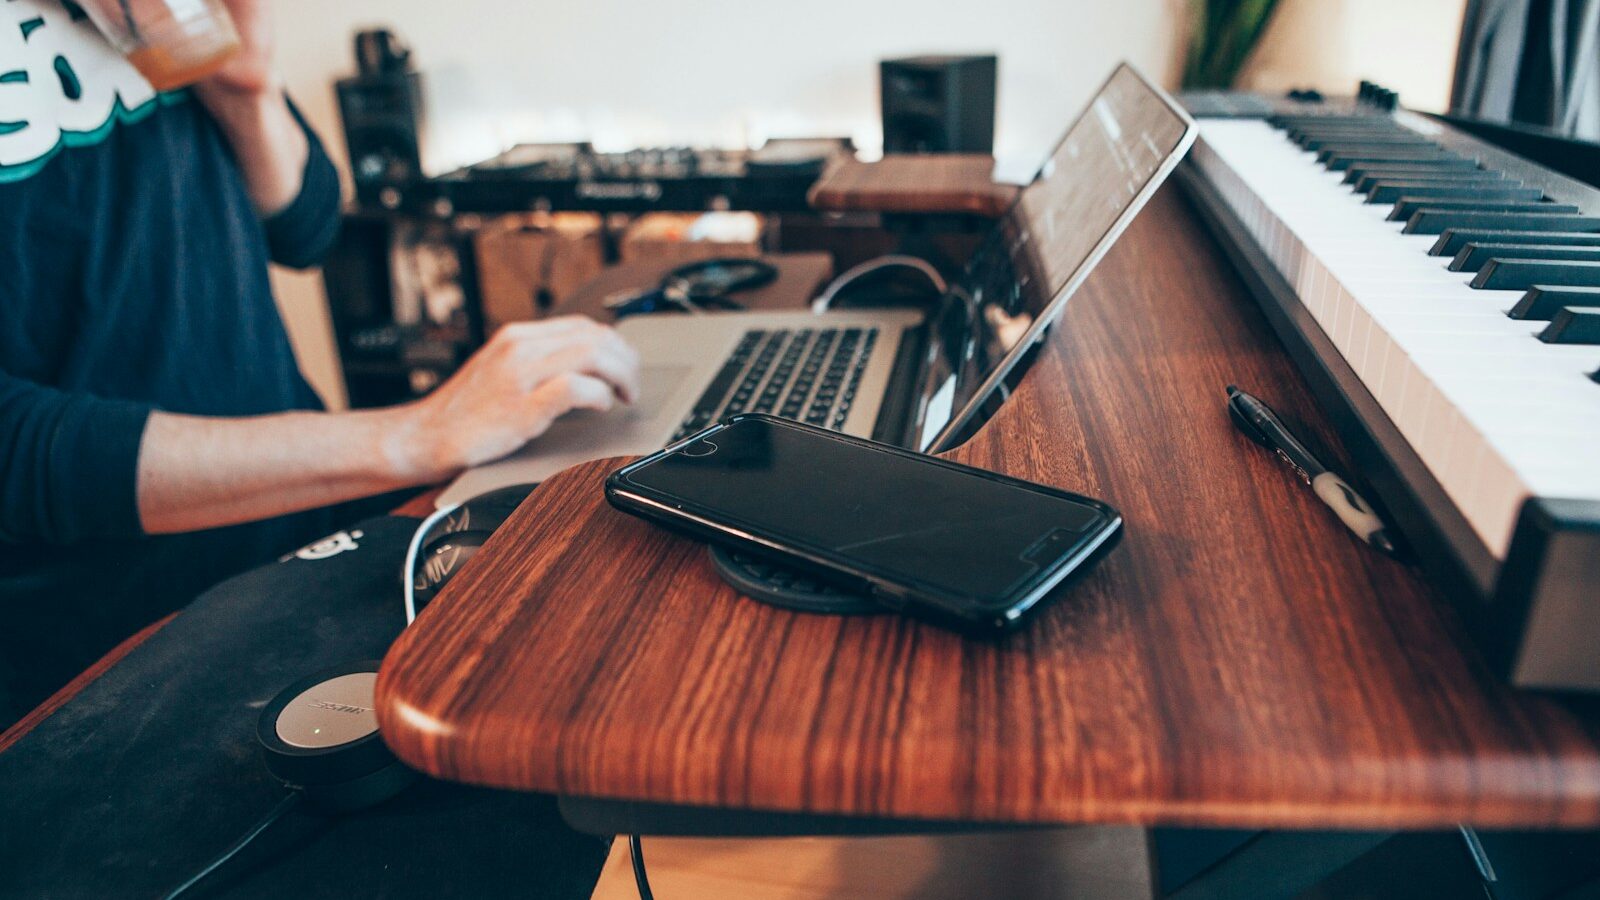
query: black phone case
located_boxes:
[604,415,1123,634]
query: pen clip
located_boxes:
[1275,448,1312,484]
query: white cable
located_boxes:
[810,255,947,313]
[402,503,461,625]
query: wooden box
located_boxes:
[473,213,605,329]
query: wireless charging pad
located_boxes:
[708,546,881,615]
[257,661,416,813]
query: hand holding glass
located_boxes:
[79,0,240,91]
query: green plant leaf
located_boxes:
[1183,0,1283,89]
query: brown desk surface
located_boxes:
[808,155,1018,218]
[376,187,1600,831]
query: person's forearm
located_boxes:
[136,316,642,535]
[197,86,309,216]
[135,407,443,535]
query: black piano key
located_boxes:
[1285,127,1389,142]
[1318,143,1446,162]
[1355,169,1510,188]
[1278,109,1382,117]
[1356,171,1509,191]
[1471,259,1600,291]
[1304,134,1421,150]
[1281,120,1398,136]
[1312,141,1440,162]
[1404,212,1600,236]
[1507,286,1600,320]
[1449,243,1600,272]
[1284,120,1414,132]
[1301,136,1438,152]
[1368,182,1540,204]
[1298,131,1423,148]
[1282,116,1403,128]
[1279,114,1399,125]
[1325,150,1470,171]
[1324,146,1464,163]
[1343,159,1485,184]
[1293,120,1417,129]
[1297,126,1428,136]
[1537,308,1600,344]
[1389,198,1578,223]
[1357,173,1513,196]
[1431,229,1600,256]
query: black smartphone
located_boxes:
[604,414,1122,633]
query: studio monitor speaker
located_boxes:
[880,55,997,155]
[336,71,425,208]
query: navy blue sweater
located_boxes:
[1,1,346,722]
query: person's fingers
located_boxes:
[606,327,642,367]
[519,373,616,434]
[496,320,638,391]
[588,337,642,403]
[517,333,642,405]
[441,319,642,454]
[496,315,603,346]
[478,319,590,369]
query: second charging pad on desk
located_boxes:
[708,546,881,615]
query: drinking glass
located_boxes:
[78,0,241,92]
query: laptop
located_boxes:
[437,63,1196,507]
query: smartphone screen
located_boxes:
[610,416,1118,614]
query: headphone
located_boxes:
[256,660,414,812]
[402,483,536,624]
[163,661,416,898]
[256,483,539,806]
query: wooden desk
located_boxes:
[376,186,1600,831]
[808,155,1018,218]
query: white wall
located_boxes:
[1238,0,1466,113]
[272,0,1190,184]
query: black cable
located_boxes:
[159,791,304,900]
[534,225,561,312]
[628,834,656,900]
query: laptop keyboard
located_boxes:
[671,327,879,441]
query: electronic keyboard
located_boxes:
[394,139,850,215]
[1178,84,1600,693]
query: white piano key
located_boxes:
[1375,345,1413,418]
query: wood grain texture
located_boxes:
[376,187,1600,829]
[808,156,1019,218]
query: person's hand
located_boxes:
[390,317,643,480]
[196,0,278,100]
[185,0,305,214]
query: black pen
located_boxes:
[1226,385,1399,557]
